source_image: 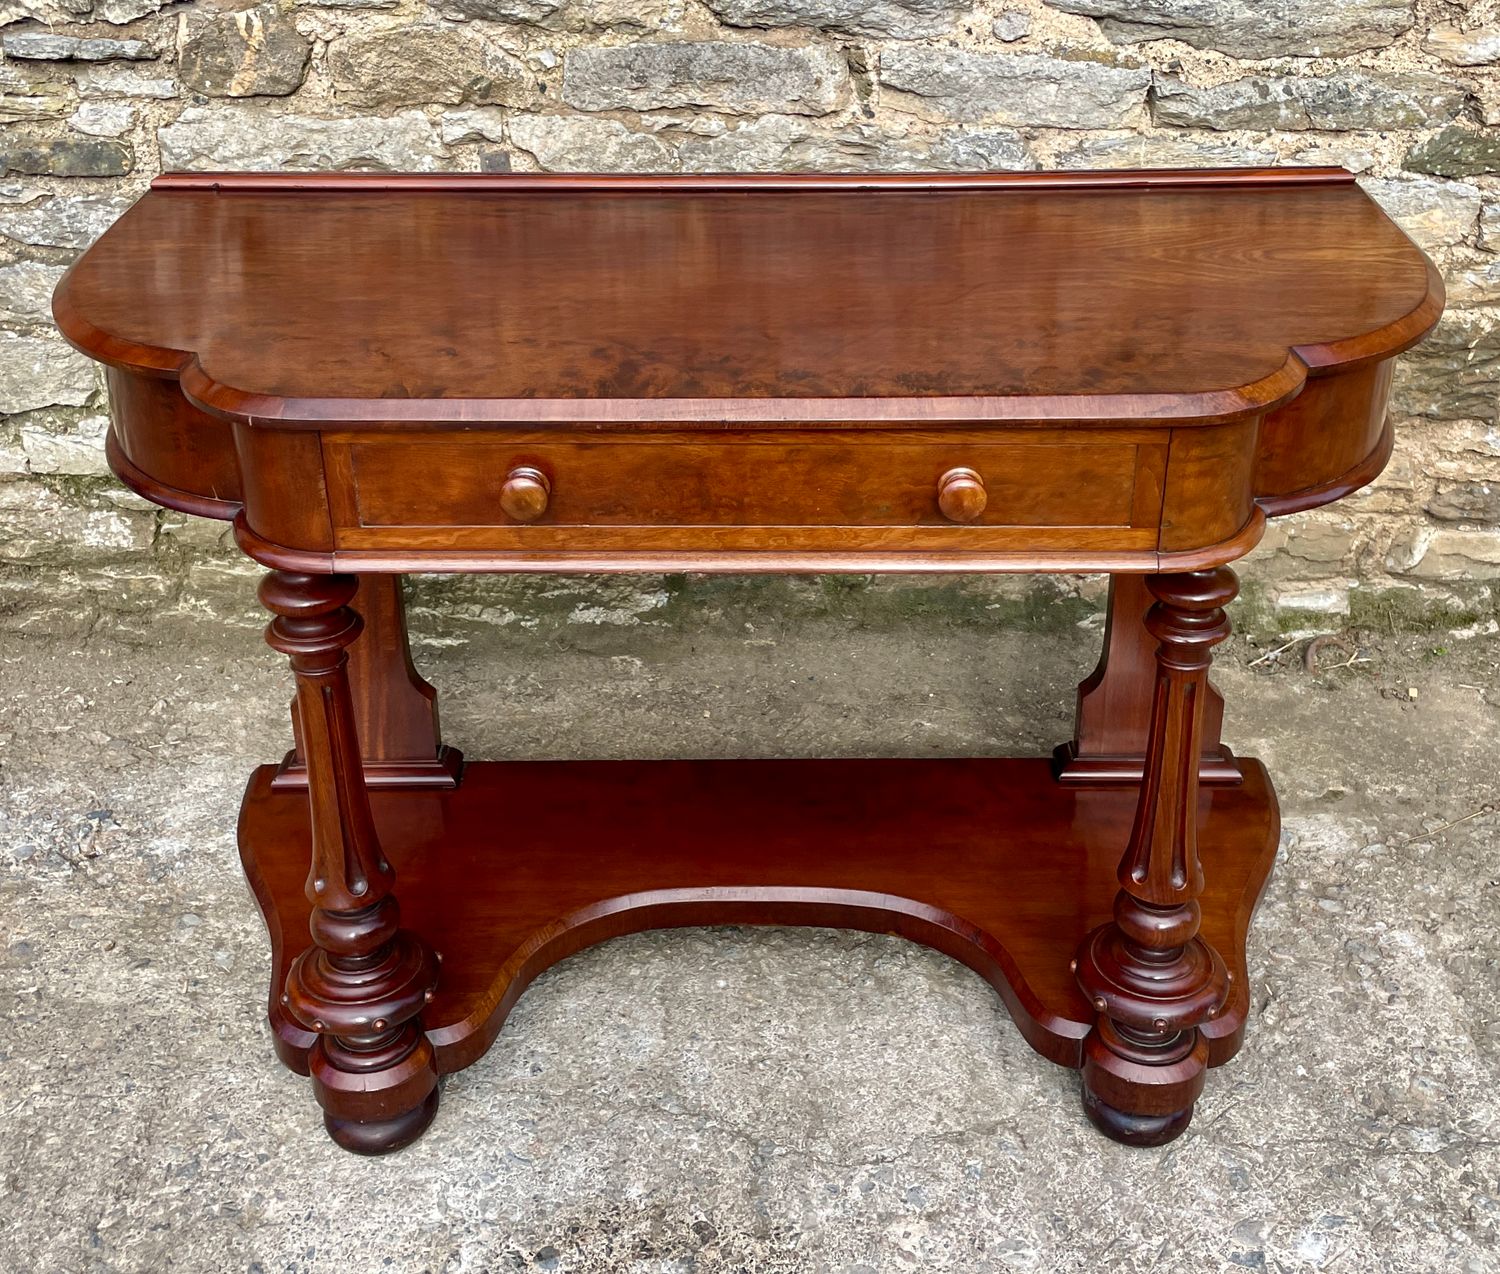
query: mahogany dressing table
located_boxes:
[54,169,1443,1154]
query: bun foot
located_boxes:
[1082,1085,1193,1146]
[325,1086,440,1155]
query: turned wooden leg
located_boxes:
[273,574,462,791]
[260,570,442,1155]
[1054,573,1239,785]
[1073,568,1236,1146]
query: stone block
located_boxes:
[0,194,128,248]
[0,0,168,24]
[1392,310,1500,422]
[20,414,109,476]
[157,509,233,551]
[1427,481,1500,524]
[0,480,155,563]
[436,0,683,26]
[1359,177,1481,251]
[565,0,685,27]
[328,26,530,109]
[440,108,507,147]
[1481,204,1500,252]
[1270,584,1352,619]
[563,42,849,116]
[1447,259,1500,306]
[1049,0,1414,58]
[93,0,169,22]
[158,105,447,171]
[1054,130,1273,169]
[1,32,153,61]
[68,101,134,136]
[1424,25,1500,66]
[1422,419,1500,473]
[1394,527,1500,579]
[0,332,95,413]
[993,10,1029,41]
[704,0,970,39]
[1284,518,1358,566]
[0,86,75,125]
[879,48,1148,128]
[1405,126,1500,178]
[508,115,674,172]
[74,65,178,98]
[0,131,131,177]
[679,114,1029,172]
[179,3,311,99]
[0,259,66,320]
[1153,71,1467,132]
[438,0,564,20]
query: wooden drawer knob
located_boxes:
[499,465,551,522]
[937,467,987,523]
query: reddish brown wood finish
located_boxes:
[239,756,1279,1075]
[937,467,988,523]
[1255,363,1396,516]
[322,426,1172,564]
[497,466,551,524]
[57,169,1444,1155]
[103,367,239,518]
[259,571,441,1153]
[68,170,1438,576]
[57,169,1438,428]
[147,168,1360,192]
[1074,570,1237,1144]
[273,575,461,791]
[1055,574,1237,786]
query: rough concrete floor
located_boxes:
[1,589,1498,1274]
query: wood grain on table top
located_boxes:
[53,168,1442,428]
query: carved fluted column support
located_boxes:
[1074,568,1236,1146]
[260,570,441,1155]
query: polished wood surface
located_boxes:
[259,570,441,1153]
[936,467,988,524]
[497,466,551,524]
[57,168,1443,1154]
[57,169,1437,426]
[239,757,1280,1077]
[1056,573,1238,785]
[1074,569,1236,1145]
[322,426,1172,563]
[63,169,1439,575]
[273,574,461,790]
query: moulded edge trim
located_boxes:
[229,507,1267,576]
[1255,413,1396,519]
[105,426,241,521]
[150,166,1359,195]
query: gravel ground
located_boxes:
[0,591,1497,1274]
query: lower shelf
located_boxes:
[238,757,1280,1078]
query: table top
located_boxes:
[54,168,1441,430]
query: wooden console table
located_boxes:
[55,169,1442,1154]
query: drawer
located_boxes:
[324,429,1169,555]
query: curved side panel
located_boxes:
[1253,360,1394,517]
[106,368,243,519]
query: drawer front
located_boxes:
[324,429,1168,554]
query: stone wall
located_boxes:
[2,0,1499,636]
